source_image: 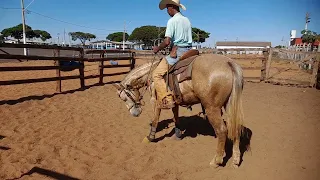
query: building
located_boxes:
[290,38,319,51]
[289,29,319,52]
[216,41,271,54]
[89,40,143,50]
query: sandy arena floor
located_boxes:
[0,59,320,180]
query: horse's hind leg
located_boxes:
[206,106,227,167]
[171,106,182,140]
[142,107,161,143]
[232,137,241,167]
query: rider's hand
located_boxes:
[153,46,160,54]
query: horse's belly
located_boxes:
[179,79,200,105]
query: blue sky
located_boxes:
[0,0,319,47]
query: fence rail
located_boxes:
[0,43,135,92]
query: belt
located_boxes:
[177,46,192,48]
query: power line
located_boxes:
[0,6,124,32]
[27,10,122,31]
[0,7,21,10]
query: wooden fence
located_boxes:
[217,48,271,83]
[0,43,135,92]
[266,49,319,88]
[220,48,319,88]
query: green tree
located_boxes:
[192,27,210,43]
[129,26,166,46]
[69,32,96,46]
[1,24,36,43]
[301,30,317,51]
[107,32,129,42]
[129,25,210,46]
[33,30,52,41]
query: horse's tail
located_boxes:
[226,61,244,141]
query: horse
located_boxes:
[113,53,245,167]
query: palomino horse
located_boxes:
[113,53,244,167]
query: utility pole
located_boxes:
[63,29,66,46]
[197,32,200,49]
[123,21,126,50]
[57,33,60,45]
[305,12,311,31]
[158,26,161,46]
[21,0,27,55]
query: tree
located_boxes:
[1,24,52,43]
[301,30,317,51]
[129,26,210,47]
[275,45,285,48]
[33,30,52,41]
[129,26,166,47]
[192,27,210,43]
[1,24,35,42]
[69,32,96,46]
[107,32,129,42]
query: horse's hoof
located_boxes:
[232,164,239,169]
[209,159,221,168]
[171,135,182,141]
[142,137,151,144]
[209,153,225,167]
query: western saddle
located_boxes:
[164,49,200,104]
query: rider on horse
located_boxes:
[152,0,193,109]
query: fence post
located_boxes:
[54,49,62,93]
[99,52,104,84]
[266,48,273,80]
[79,49,85,89]
[130,52,136,70]
[310,53,320,87]
[261,50,268,81]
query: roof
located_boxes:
[216,41,271,47]
[290,38,319,46]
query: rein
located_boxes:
[117,54,161,108]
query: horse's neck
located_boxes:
[121,60,160,89]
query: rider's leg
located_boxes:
[152,58,175,108]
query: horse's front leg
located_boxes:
[142,107,161,143]
[171,106,182,140]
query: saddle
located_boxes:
[164,49,200,104]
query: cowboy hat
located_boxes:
[159,0,186,11]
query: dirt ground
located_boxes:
[0,58,320,180]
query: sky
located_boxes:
[0,0,319,47]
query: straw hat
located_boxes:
[159,0,186,11]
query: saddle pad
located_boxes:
[170,55,199,83]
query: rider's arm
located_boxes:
[157,37,171,51]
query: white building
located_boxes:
[216,41,271,54]
[89,40,143,50]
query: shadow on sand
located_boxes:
[0,81,120,105]
[8,166,80,180]
[0,135,11,151]
[155,115,253,166]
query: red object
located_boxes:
[291,38,319,46]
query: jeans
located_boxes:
[166,47,191,65]
[152,47,191,101]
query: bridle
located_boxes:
[115,39,165,111]
[116,83,144,111]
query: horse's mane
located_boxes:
[121,60,160,88]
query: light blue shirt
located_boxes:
[165,13,193,47]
